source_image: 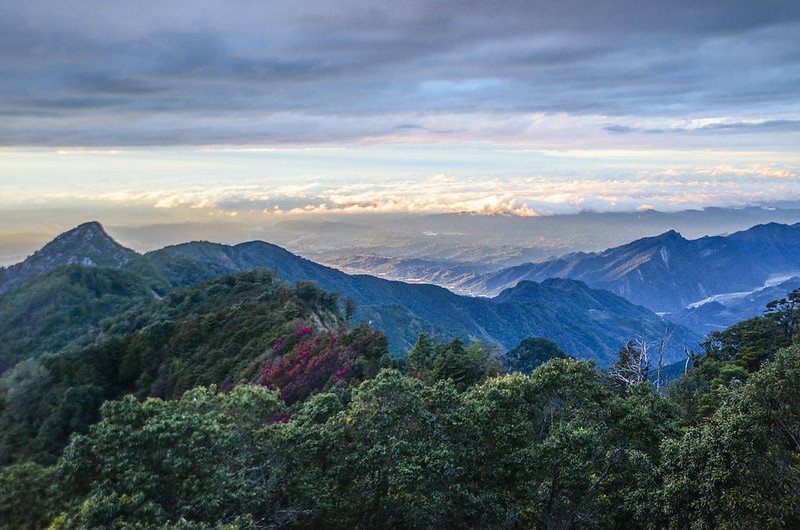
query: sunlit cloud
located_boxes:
[697,164,797,179]
[17,163,795,218]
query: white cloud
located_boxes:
[39,164,794,217]
[697,164,797,179]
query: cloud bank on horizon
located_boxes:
[1,0,799,218]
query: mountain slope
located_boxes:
[0,223,699,371]
[325,254,486,286]
[138,240,698,363]
[0,265,156,373]
[458,223,800,314]
[674,275,800,336]
[0,269,390,464]
[0,222,137,294]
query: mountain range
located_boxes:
[0,222,696,369]
[454,223,800,318]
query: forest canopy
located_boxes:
[0,273,798,529]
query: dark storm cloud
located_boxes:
[1,0,799,146]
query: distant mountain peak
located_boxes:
[727,221,800,242]
[0,221,138,293]
[648,229,685,242]
[54,221,107,241]
[77,220,103,230]
[493,278,595,304]
[38,221,133,261]
[616,229,686,253]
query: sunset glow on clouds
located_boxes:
[5,159,799,221]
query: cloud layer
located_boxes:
[9,163,795,219]
[1,0,799,148]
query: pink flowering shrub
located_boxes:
[261,323,388,405]
[262,328,349,404]
[334,363,351,382]
[295,324,314,337]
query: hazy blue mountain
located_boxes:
[0,224,700,369]
[0,222,137,294]
[458,223,800,314]
[8,206,800,272]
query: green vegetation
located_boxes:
[0,272,798,528]
[404,334,500,389]
[132,240,699,361]
[504,336,569,374]
[0,270,391,465]
[657,347,800,529]
[0,266,155,373]
[666,289,800,421]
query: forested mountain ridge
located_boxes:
[0,266,156,373]
[0,270,391,466]
[0,223,698,369]
[136,240,696,363]
[458,222,800,314]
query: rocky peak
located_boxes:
[0,222,138,293]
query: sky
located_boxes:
[1,0,800,233]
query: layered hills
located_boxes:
[457,223,800,318]
[0,222,696,369]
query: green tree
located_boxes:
[406,335,499,390]
[657,346,800,529]
[51,385,285,528]
[277,370,470,528]
[702,313,788,371]
[344,297,356,327]
[0,462,57,529]
[463,358,679,528]
[428,338,499,390]
[404,333,437,376]
[765,287,800,341]
[505,336,568,374]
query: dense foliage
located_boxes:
[667,289,800,421]
[657,347,800,529]
[0,271,391,465]
[0,266,154,373]
[0,276,798,528]
[5,346,797,529]
[404,334,500,389]
[504,336,569,374]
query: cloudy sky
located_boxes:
[1,0,800,227]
